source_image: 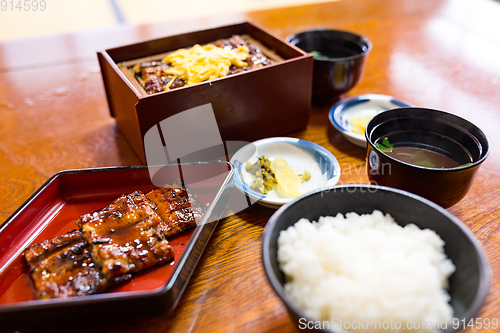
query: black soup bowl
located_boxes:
[262,185,490,333]
[365,107,489,208]
[286,29,371,105]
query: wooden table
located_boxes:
[1,0,499,332]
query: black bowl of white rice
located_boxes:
[262,185,490,333]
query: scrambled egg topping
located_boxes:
[161,44,249,88]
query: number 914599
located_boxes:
[1,0,46,11]
[452,318,498,330]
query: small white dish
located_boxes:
[329,94,413,147]
[230,137,341,209]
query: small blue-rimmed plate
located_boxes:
[230,137,341,209]
[329,94,413,147]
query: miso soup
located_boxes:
[385,147,463,168]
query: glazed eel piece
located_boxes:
[24,187,204,299]
[76,188,203,278]
[23,230,131,299]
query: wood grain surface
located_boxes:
[1,0,499,332]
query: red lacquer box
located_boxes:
[0,162,233,331]
[97,21,313,163]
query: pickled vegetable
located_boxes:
[270,158,302,197]
[245,156,277,195]
[350,114,374,135]
[299,170,311,182]
[245,156,311,196]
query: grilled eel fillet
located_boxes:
[23,230,131,299]
[24,187,204,299]
[145,187,205,239]
[76,190,175,278]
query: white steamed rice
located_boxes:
[277,210,455,333]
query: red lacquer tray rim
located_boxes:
[0,162,234,314]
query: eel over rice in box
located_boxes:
[23,187,204,299]
[131,35,276,94]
